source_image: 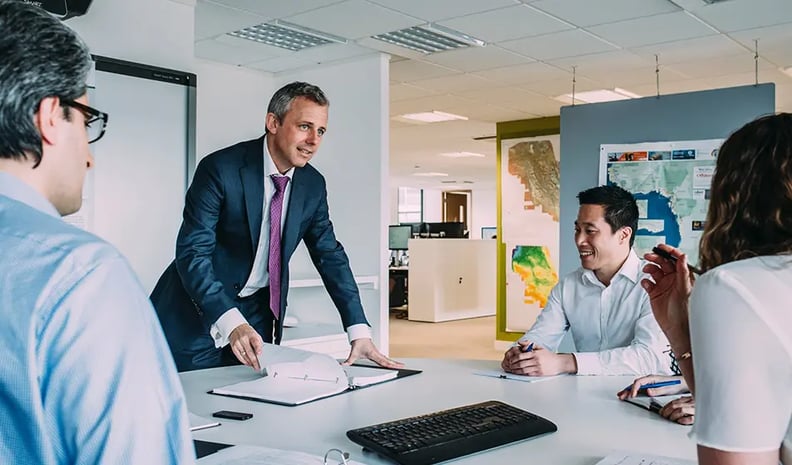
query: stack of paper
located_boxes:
[595,452,696,465]
[197,445,369,464]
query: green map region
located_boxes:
[511,245,558,307]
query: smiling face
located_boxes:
[265,96,328,174]
[574,203,632,284]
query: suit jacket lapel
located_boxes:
[282,167,305,258]
[241,137,265,250]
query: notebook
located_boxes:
[473,369,564,384]
[595,451,696,465]
[624,394,686,413]
[196,444,369,464]
[209,344,419,406]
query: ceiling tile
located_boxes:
[367,0,517,22]
[206,0,344,19]
[390,60,461,82]
[195,35,292,65]
[409,74,496,93]
[470,61,571,85]
[247,55,315,73]
[500,29,618,60]
[587,11,717,48]
[517,75,603,97]
[531,0,679,27]
[630,34,748,64]
[453,85,541,106]
[420,45,533,72]
[288,42,376,62]
[390,83,439,101]
[284,0,422,39]
[629,78,714,98]
[689,0,792,33]
[729,22,792,67]
[501,95,564,117]
[194,0,270,40]
[666,54,776,79]
[436,4,571,43]
[390,94,476,116]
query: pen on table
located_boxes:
[621,379,682,393]
[522,342,535,352]
[651,246,703,275]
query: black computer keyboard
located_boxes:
[346,400,557,465]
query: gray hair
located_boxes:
[0,0,92,167]
[265,81,328,134]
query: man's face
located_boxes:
[265,96,328,174]
[50,94,94,216]
[574,204,630,273]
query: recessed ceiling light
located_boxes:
[398,111,468,123]
[372,23,485,55]
[412,172,449,177]
[229,20,346,52]
[439,152,485,158]
[554,88,641,105]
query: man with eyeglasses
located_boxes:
[0,2,195,464]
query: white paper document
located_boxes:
[473,370,563,383]
[595,452,696,465]
[197,445,369,465]
[210,344,398,405]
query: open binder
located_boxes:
[209,343,420,406]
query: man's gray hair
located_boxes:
[0,0,92,167]
[265,81,328,133]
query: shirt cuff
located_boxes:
[346,324,371,342]
[572,352,601,375]
[210,308,248,348]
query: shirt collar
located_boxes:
[0,171,60,218]
[262,135,294,181]
[581,248,642,285]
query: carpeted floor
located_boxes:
[388,312,504,360]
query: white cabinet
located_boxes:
[408,239,496,322]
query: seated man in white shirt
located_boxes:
[501,185,673,377]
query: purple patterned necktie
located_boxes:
[268,175,290,320]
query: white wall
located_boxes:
[275,54,391,351]
[471,188,497,239]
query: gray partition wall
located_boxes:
[558,83,775,277]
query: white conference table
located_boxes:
[181,358,697,464]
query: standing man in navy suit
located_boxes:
[151,82,400,372]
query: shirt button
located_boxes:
[233,283,241,291]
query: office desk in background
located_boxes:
[182,359,696,465]
[388,266,409,310]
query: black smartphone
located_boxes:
[212,410,253,421]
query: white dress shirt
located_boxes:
[519,249,673,376]
[690,255,792,462]
[211,138,370,347]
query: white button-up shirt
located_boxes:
[519,249,673,376]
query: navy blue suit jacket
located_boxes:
[151,137,368,353]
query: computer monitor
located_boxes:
[388,225,412,250]
[481,227,497,239]
[399,222,423,237]
[423,222,465,238]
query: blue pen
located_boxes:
[522,342,534,352]
[622,379,681,393]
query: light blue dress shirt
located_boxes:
[0,172,195,464]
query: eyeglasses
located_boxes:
[61,99,109,144]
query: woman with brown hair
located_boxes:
[643,112,792,465]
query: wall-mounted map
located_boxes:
[501,135,560,333]
[599,139,723,267]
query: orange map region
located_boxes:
[507,140,560,222]
[511,245,558,307]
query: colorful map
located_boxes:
[500,135,561,333]
[511,245,558,308]
[600,139,722,267]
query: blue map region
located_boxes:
[633,191,681,247]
